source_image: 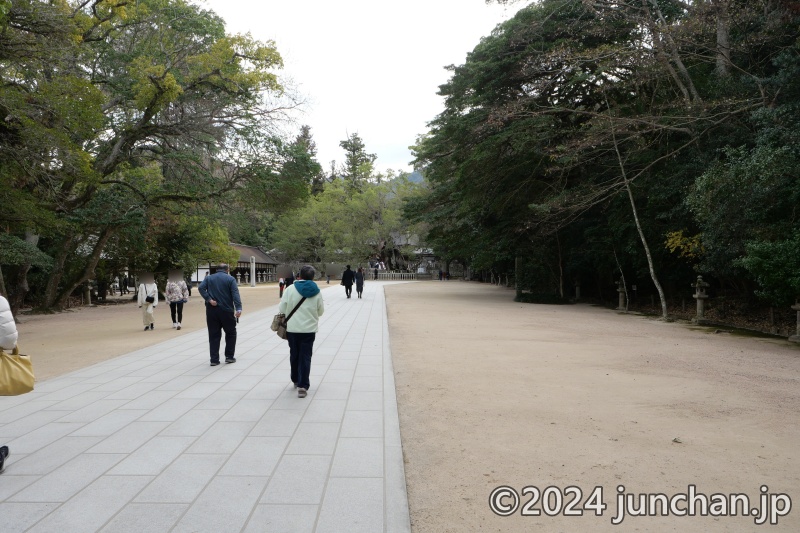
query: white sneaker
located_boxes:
[176,323,182,330]
[172,323,177,329]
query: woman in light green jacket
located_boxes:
[279,265,324,398]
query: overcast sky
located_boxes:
[201,0,514,173]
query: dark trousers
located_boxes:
[206,305,237,363]
[287,332,316,390]
[344,284,352,298]
[169,301,184,323]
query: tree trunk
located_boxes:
[713,0,732,77]
[609,117,669,318]
[42,237,75,309]
[556,232,564,298]
[0,266,6,300]
[622,184,667,317]
[8,230,39,315]
[645,0,702,103]
[52,228,116,310]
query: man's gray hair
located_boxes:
[299,265,316,280]
[217,263,230,273]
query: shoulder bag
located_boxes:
[272,297,307,339]
[0,346,35,395]
[144,283,155,303]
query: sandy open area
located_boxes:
[15,283,283,381]
[10,280,800,532]
[384,282,800,532]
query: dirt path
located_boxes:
[385,281,800,532]
[15,284,282,381]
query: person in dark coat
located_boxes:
[198,263,242,366]
[285,271,295,288]
[341,265,355,298]
[355,267,365,298]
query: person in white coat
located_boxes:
[0,295,17,471]
[0,295,18,352]
[138,278,159,331]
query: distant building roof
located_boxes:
[230,243,279,265]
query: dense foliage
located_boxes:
[0,0,315,311]
[271,132,424,272]
[409,0,800,313]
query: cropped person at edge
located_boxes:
[0,294,17,472]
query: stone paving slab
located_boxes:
[0,282,411,533]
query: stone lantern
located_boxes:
[691,275,710,325]
[236,271,241,284]
[615,278,626,310]
[789,300,800,343]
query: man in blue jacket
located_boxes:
[199,263,243,366]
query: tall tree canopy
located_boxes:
[271,134,422,270]
[410,0,800,310]
[0,0,303,311]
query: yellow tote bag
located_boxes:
[0,346,35,395]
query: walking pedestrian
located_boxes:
[279,265,324,398]
[0,294,19,472]
[137,276,158,331]
[341,265,355,299]
[198,263,242,366]
[285,271,295,288]
[165,270,190,330]
[373,266,378,280]
[279,277,285,298]
[355,267,365,298]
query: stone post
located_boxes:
[691,275,710,325]
[250,256,256,287]
[789,300,800,343]
[615,278,626,310]
[84,283,92,307]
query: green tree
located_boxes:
[272,173,422,269]
[1,0,299,311]
[338,132,376,193]
[411,0,800,315]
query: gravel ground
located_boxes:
[385,281,800,533]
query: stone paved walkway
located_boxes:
[0,282,411,533]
